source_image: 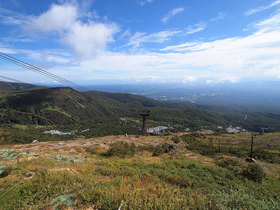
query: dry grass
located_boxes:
[0,133,279,209]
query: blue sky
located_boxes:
[0,0,280,85]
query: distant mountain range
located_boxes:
[86,81,280,111]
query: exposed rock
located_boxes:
[246,157,257,163]
[147,126,168,134]
[43,130,71,135]
[81,129,90,133]
[226,126,246,133]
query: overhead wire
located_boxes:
[0,52,85,89]
[0,74,23,83]
[0,52,89,91]
[0,52,80,87]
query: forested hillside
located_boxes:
[1,83,280,144]
[0,81,45,92]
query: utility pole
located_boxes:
[218,139,221,153]
[250,134,254,158]
[140,110,150,135]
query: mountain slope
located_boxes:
[0,81,46,92]
[1,84,280,134]
[0,87,133,125]
[86,90,192,109]
[0,87,226,129]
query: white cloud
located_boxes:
[2,3,119,60]
[140,0,154,6]
[1,3,280,84]
[69,12,280,83]
[206,75,239,84]
[0,8,28,25]
[119,29,131,40]
[160,42,198,52]
[0,41,74,67]
[255,12,280,29]
[209,12,226,22]
[127,30,181,47]
[2,36,35,43]
[186,23,206,35]
[31,4,78,32]
[162,7,185,23]
[28,3,118,59]
[64,21,118,58]
[182,76,197,84]
[245,0,280,15]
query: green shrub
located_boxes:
[102,142,136,158]
[217,158,241,170]
[171,136,181,144]
[0,165,14,178]
[152,143,175,156]
[152,145,165,156]
[253,149,279,163]
[85,147,98,154]
[210,188,279,209]
[242,163,266,183]
[166,174,192,187]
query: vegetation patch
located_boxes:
[102,141,136,158]
[242,163,266,183]
[0,133,279,209]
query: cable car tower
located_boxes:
[140,110,150,135]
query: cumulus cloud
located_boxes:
[27,3,118,59]
[70,11,280,83]
[1,2,280,84]
[63,21,118,58]
[245,0,280,15]
[31,4,77,31]
[162,7,185,23]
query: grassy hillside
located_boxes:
[0,133,279,209]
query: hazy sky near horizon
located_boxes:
[0,0,280,85]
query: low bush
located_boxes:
[102,141,136,158]
[171,136,181,144]
[242,163,266,183]
[85,147,98,155]
[152,143,175,156]
[217,158,241,170]
[166,174,192,187]
[84,146,105,155]
[0,166,14,178]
